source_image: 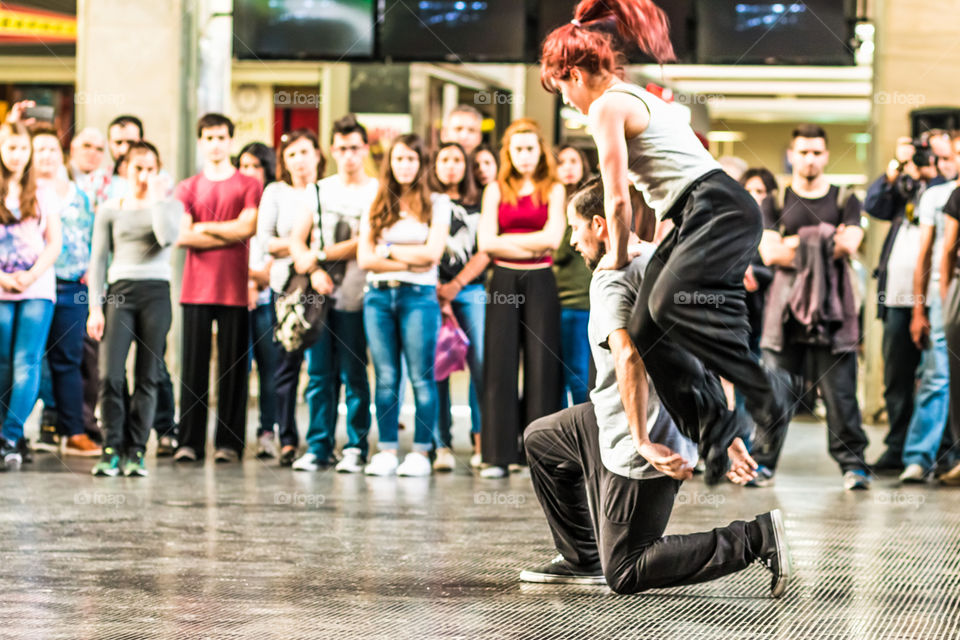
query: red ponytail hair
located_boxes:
[540,0,675,90]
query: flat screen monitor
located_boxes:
[379,0,530,62]
[696,1,853,65]
[233,0,376,60]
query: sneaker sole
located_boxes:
[4,459,22,472]
[769,508,792,598]
[64,449,103,458]
[124,471,149,477]
[336,466,363,473]
[92,468,120,477]
[519,570,607,585]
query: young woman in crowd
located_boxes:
[472,143,499,190]
[0,122,62,471]
[429,141,489,471]
[255,130,324,466]
[236,141,282,460]
[30,128,101,456]
[357,134,451,477]
[477,118,566,478]
[87,141,182,476]
[553,144,594,406]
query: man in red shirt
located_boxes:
[173,113,262,463]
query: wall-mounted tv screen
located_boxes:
[233,0,376,60]
[696,1,853,65]
[379,0,530,62]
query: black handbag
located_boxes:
[274,184,344,352]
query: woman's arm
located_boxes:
[151,199,184,247]
[759,230,798,268]
[589,93,650,270]
[356,221,413,273]
[21,206,62,289]
[496,183,567,254]
[941,216,959,300]
[477,182,546,260]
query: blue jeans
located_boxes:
[364,284,440,452]
[436,283,485,448]
[0,298,54,443]
[560,307,591,407]
[249,303,280,437]
[903,296,949,471]
[46,280,88,437]
[303,309,371,459]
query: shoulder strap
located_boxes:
[313,183,324,250]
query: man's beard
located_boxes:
[585,244,606,271]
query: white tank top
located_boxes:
[604,83,721,220]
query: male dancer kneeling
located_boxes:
[521,177,791,597]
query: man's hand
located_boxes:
[636,439,693,480]
[5,100,36,125]
[910,306,931,350]
[437,281,459,307]
[726,437,758,485]
[743,264,759,292]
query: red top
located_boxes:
[175,170,262,307]
[497,193,551,266]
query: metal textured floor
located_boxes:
[2,407,960,640]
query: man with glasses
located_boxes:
[290,113,376,473]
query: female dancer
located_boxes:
[539,0,793,471]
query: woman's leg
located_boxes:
[129,282,172,454]
[397,286,441,453]
[481,267,523,467]
[1,299,54,444]
[364,289,402,451]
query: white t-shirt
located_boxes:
[362,193,452,287]
[917,180,956,304]
[316,174,378,312]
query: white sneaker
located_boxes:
[256,432,278,459]
[292,452,319,472]
[900,463,927,484]
[397,452,432,477]
[470,453,482,469]
[364,451,399,476]
[480,465,508,478]
[433,448,455,472]
[336,447,364,473]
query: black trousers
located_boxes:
[524,403,767,595]
[178,304,250,456]
[881,308,922,457]
[481,266,563,467]
[99,281,172,454]
[758,344,868,473]
[273,348,304,448]
[627,171,785,459]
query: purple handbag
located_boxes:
[434,313,470,381]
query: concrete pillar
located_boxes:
[861,0,960,422]
[75,0,194,180]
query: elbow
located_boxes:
[356,251,374,270]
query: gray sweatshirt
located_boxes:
[87,198,183,302]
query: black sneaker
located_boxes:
[756,509,792,598]
[519,555,606,585]
[17,438,33,464]
[34,421,60,453]
[870,449,904,475]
